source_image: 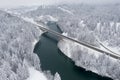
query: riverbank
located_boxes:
[58,36,120,80]
[34,22,113,80]
[0,10,51,80]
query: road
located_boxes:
[20,16,120,60]
[37,25,120,59]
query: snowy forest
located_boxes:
[23,4,120,49]
[0,3,120,80]
[0,10,61,80]
[21,4,120,80]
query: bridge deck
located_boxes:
[21,16,120,60]
[37,25,120,60]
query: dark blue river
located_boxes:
[34,22,112,80]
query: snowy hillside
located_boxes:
[5,6,39,15]
[6,4,120,80]
[0,10,41,80]
[18,4,120,80]
[57,4,120,80]
[22,4,120,54]
[0,10,61,80]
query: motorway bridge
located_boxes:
[36,24,120,59]
[21,17,120,60]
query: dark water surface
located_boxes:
[34,22,112,80]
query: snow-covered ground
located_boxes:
[3,4,120,80]
[35,15,58,24]
[58,38,120,80]
[27,67,48,80]
[17,17,61,80]
[38,15,58,22]
[58,7,74,15]
[0,10,61,80]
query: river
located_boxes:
[34,22,112,80]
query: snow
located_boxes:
[0,10,62,80]
[4,9,39,26]
[116,22,120,31]
[58,38,101,58]
[23,7,38,12]
[27,67,48,80]
[58,36,120,80]
[4,6,38,15]
[96,22,101,31]
[58,39,72,58]
[101,41,120,55]
[31,39,39,52]
[21,17,36,24]
[4,10,40,27]
[4,10,21,15]
[58,7,74,15]
[59,33,102,58]
[95,35,120,57]
[37,15,58,24]
[0,10,44,80]
[33,39,38,46]
[20,16,48,29]
[79,20,86,27]
[47,15,58,22]
[108,46,120,54]
[54,73,61,80]
[58,33,72,58]
[110,22,115,27]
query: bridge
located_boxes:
[21,17,120,60]
[36,25,120,60]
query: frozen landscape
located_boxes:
[0,0,120,80]
[0,10,61,80]
[19,4,120,80]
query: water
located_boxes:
[34,22,112,80]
